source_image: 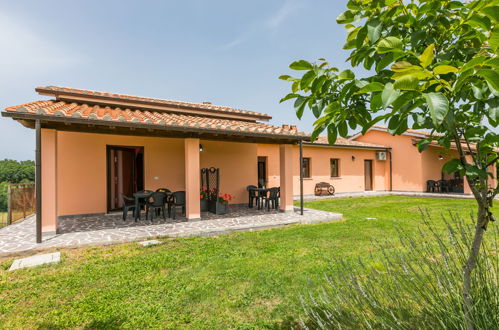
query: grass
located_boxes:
[0,196,489,329]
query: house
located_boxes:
[3,86,490,242]
[2,86,308,240]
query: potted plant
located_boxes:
[207,188,233,215]
[200,186,209,212]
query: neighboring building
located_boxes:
[257,136,391,195]
[3,86,493,237]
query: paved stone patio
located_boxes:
[0,205,341,255]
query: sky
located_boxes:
[0,0,353,160]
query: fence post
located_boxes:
[22,185,27,219]
[7,184,12,225]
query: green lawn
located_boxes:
[0,196,485,328]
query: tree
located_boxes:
[280,0,498,328]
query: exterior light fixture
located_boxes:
[438,155,444,160]
[199,144,204,152]
[352,155,356,161]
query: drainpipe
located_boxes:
[299,140,304,215]
[35,120,42,243]
[389,150,393,191]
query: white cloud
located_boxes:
[218,0,303,51]
[0,12,84,75]
[266,0,302,30]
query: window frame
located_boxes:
[302,157,311,179]
[330,158,340,178]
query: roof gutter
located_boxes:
[303,142,391,151]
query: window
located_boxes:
[330,158,340,177]
[302,157,311,178]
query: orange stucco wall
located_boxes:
[52,131,257,221]
[257,144,388,195]
[199,140,257,205]
[41,129,58,233]
[355,130,476,193]
[356,130,424,191]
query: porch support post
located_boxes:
[35,120,42,243]
[279,144,294,212]
[184,138,201,220]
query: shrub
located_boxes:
[301,211,498,329]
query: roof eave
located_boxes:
[1,111,308,143]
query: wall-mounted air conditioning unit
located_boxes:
[376,151,387,161]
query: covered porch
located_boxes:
[2,86,310,243]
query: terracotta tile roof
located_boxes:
[35,86,272,121]
[4,100,308,139]
[370,125,444,137]
[308,136,389,149]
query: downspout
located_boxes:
[299,140,304,215]
[389,150,393,191]
[35,120,42,243]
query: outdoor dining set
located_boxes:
[426,179,464,193]
[246,185,280,211]
[122,188,186,222]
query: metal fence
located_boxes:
[0,183,35,229]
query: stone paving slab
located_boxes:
[9,252,60,271]
[0,206,342,255]
[138,240,162,247]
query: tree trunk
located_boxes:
[462,197,490,330]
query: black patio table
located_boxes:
[133,191,153,220]
[248,187,269,210]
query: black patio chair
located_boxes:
[121,195,136,221]
[246,185,259,208]
[145,192,167,221]
[426,180,437,192]
[263,187,280,211]
[169,191,186,220]
[437,179,450,193]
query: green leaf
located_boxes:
[338,69,355,80]
[324,101,340,114]
[289,60,313,71]
[300,70,316,89]
[480,6,499,21]
[433,65,459,75]
[460,56,486,72]
[490,26,499,49]
[391,61,417,72]
[337,10,356,24]
[338,121,348,138]
[381,83,401,108]
[442,159,461,174]
[376,53,403,73]
[356,82,384,94]
[279,93,299,103]
[487,98,499,122]
[356,26,368,48]
[376,37,403,53]
[469,14,492,30]
[310,123,326,142]
[366,18,383,43]
[417,139,430,152]
[423,92,449,125]
[393,76,419,91]
[327,125,338,144]
[418,44,435,68]
[478,69,499,91]
[294,97,307,119]
[278,75,292,81]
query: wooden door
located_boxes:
[257,156,267,187]
[364,160,373,191]
[107,147,137,211]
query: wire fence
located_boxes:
[0,183,35,229]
